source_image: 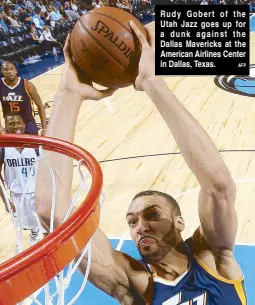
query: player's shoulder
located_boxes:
[114,250,153,302]
[23,79,34,94]
[114,249,150,274]
[23,78,29,85]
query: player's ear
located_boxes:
[174,215,185,233]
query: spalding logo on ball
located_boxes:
[91,20,134,61]
[70,7,147,88]
[214,65,255,97]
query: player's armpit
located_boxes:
[192,226,243,281]
[77,229,151,304]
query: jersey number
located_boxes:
[9,102,20,112]
[163,293,206,305]
[22,167,35,177]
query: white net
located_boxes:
[0,145,104,305]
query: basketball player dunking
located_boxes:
[0,113,43,248]
[0,61,46,135]
[36,22,247,305]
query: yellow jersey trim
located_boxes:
[194,255,244,284]
[234,281,247,305]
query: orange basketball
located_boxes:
[70,7,147,88]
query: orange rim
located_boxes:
[0,134,102,305]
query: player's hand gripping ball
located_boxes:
[70,7,148,88]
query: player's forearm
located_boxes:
[143,77,233,192]
[46,90,82,140]
[35,90,83,226]
[38,105,47,130]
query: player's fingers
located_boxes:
[77,68,93,86]
[144,26,152,46]
[98,88,116,99]
[144,26,155,52]
[91,88,116,100]
[129,21,148,47]
[63,34,71,63]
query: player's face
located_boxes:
[127,195,183,263]
[5,115,25,134]
[1,63,18,81]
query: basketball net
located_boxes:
[0,144,104,305]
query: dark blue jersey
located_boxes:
[143,238,247,305]
[0,77,34,123]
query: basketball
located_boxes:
[70,7,148,88]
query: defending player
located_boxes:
[35,22,247,305]
[0,61,46,135]
[0,113,42,247]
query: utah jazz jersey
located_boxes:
[143,238,247,305]
[0,77,34,123]
[1,147,38,194]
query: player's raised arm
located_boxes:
[34,35,149,304]
[130,21,238,258]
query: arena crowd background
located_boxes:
[0,0,254,71]
[0,0,154,65]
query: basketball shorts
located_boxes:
[25,119,39,135]
[10,192,45,231]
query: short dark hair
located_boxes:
[5,112,23,121]
[1,60,18,71]
[132,190,181,216]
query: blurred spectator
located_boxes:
[5,8,22,26]
[70,0,78,12]
[116,0,130,11]
[92,1,101,7]
[49,5,62,22]
[32,7,45,29]
[18,7,32,24]
[0,12,9,32]
[36,0,47,13]
[51,0,61,9]
[59,5,67,16]
[64,1,71,9]
[40,24,57,44]
[64,2,80,21]
[17,0,27,10]
[201,0,209,4]
[25,0,35,10]
[103,0,110,6]
[30,24,42,44]
[11,4,20,16]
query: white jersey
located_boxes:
[1,147,38,194]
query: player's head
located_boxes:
[1,61,18,81]
[126,190,185,264]
[5,113,25,134]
